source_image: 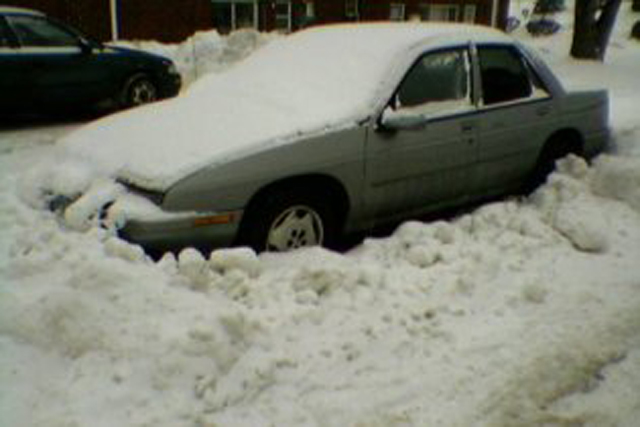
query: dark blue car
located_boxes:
[0,6,181,115]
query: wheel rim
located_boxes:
[129,80,157,106]
[266,205,324,252]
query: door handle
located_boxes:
[536,106,551,117]
[461,123,475,133]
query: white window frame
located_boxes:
[421,4,460,22]
[305,1,315,19]
[390,3,406,21]
[275,0,292,32]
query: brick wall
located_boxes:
[119,0,213,42]
[2,0,110,40]
[5,0,507,43]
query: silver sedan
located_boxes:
[45,23,609,253]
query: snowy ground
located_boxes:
[2,5,640,427]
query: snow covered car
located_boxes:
[0,6,181,115]
[37,23,609,253]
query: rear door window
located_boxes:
[477,46,539,106]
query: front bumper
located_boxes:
[49,180,242,253]
[118,210,243,253]
[157,71,182,100]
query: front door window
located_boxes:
[394,48,472,116]
[7,15,78,47]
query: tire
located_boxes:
[239,186,340,253]
[121,74,158,109]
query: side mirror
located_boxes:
[78,38,102,55]
[378,106,429,131]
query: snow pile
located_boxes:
[3,153,640,426]
[114,29,279,87]
[2,5,640,427]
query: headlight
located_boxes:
[118,179,165,206]
[166,62,179,75]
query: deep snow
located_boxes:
[1,5,640,427]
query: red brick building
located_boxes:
[4,0,510,42]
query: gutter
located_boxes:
[491,0,499,27]
[110,0,120,40]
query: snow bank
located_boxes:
[2,6,640,427]
[3,151,640,426]
[113,29,279,88]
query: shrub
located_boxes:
[527,18,562,36]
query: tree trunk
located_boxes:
[570,0,622,61]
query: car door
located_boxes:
[5,14,110,110]
[0,15,33,112]
[470,44,556,196]
[364,46,478,224]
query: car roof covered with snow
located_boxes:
[60,23,512,191]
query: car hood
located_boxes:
[57,23,508,193]
[105,44,170,63]
[60,79,370,192]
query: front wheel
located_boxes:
[239,187,339,253]
[121,74,158,109]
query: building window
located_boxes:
[292,1,315,29]
[390,3,406,21]
[275,1,292,32]
[345,0,359,19]
[420,4,460,22]
[305,1,315,19]
[211,0,258,33]
[463,4,477,23]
